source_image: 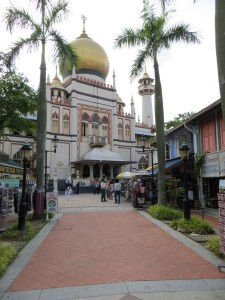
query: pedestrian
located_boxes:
[110,181,115,200]
[100,179,107,202]
[65,186,71,199]
[76,182,80,195]
[65,180,72,199]
[94,179,100,194]
[114,179,121,204]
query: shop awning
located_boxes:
[146,157,182,174]
[0,159,23,174]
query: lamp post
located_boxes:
[179,141,190,220]
[141,135,156,176]
[45,135,59,220]
[141,135,157,197]
[18,142,31,233]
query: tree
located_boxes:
[215,1,225,128]
[114,1,200,204]
[0,70,37,136]
[3,0,78,199]
[165,112,195,132]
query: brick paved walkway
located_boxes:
[8,208,225,292]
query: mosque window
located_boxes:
[92,113,100,123]
[63,113,70,134]
[125,124,130,140]
[92,123,99,136]
[102,124,108,138]
[82,113,89,121]
[102,116,108,124]
[82,122,88,136]
[52,111,59,133]
[118,123,123,140]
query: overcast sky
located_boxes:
[0,0,219,122]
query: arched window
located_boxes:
[52,111,59,133]
[82,113,89,136]
[92,114,99,136]
[63,113,70,134]
[118,123,123,140]
[125,124,130,140]
[102,116,108,139]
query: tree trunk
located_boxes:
[35,0,47,215]
[153,54,166,204]
[215,0,225,126]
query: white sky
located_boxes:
[0,0,219,122]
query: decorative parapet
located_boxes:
[51,96,71,106]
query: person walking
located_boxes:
[100,179,107,202]
[114,179,121,204]
[65,180,72,199]
[94,179,100,195]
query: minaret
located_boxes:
[138,71,155,126]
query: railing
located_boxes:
[89,135,107,147]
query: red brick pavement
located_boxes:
[8,211,225,292]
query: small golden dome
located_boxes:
[116,94,125,106]
[138,71,154,83]
[60,33,109,80]
[51,75,66,90]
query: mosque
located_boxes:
[0,17,156,184]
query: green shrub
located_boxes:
[0,244,16,276]
[1,221,35,240]
[48,212,55,219]
[208,236,222,256]
[170,217,215,234]
[147,204,183,221]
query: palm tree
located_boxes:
[215,1,225,128]
[4,0,78,213]
[114,1,200,204]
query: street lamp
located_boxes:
[18,142,31,233]
[45,135,59,220]
[141,135,157,198]
[179,141,190,220]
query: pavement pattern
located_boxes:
[0,193,225,300]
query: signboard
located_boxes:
[202,150,225,178]
[218,180,225,256]
[46,192,58,214]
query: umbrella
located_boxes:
[116,171,135,179]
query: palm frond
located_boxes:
[49,30,79,68]
[130,48,150,80]
[3,4,38,33]
[6,38,40,68]
[45,0,69,29]
[114,28,144,48]
[163,24,201,47]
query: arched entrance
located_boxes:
[93,163,100,178]
[83,164,90,178]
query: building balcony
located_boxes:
[89,135,107,147]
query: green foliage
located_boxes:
[48,212,55,219]
[0,70,37,134]
[164,112,195,132]
[0,244,16,276]
[2,221,35,240]
[147,204,183,220]
[170,217,215,234]
[207,235,222,257]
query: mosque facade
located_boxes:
[0,20,156,183]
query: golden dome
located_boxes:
[60,32,109,80]
[51,75,66,90]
